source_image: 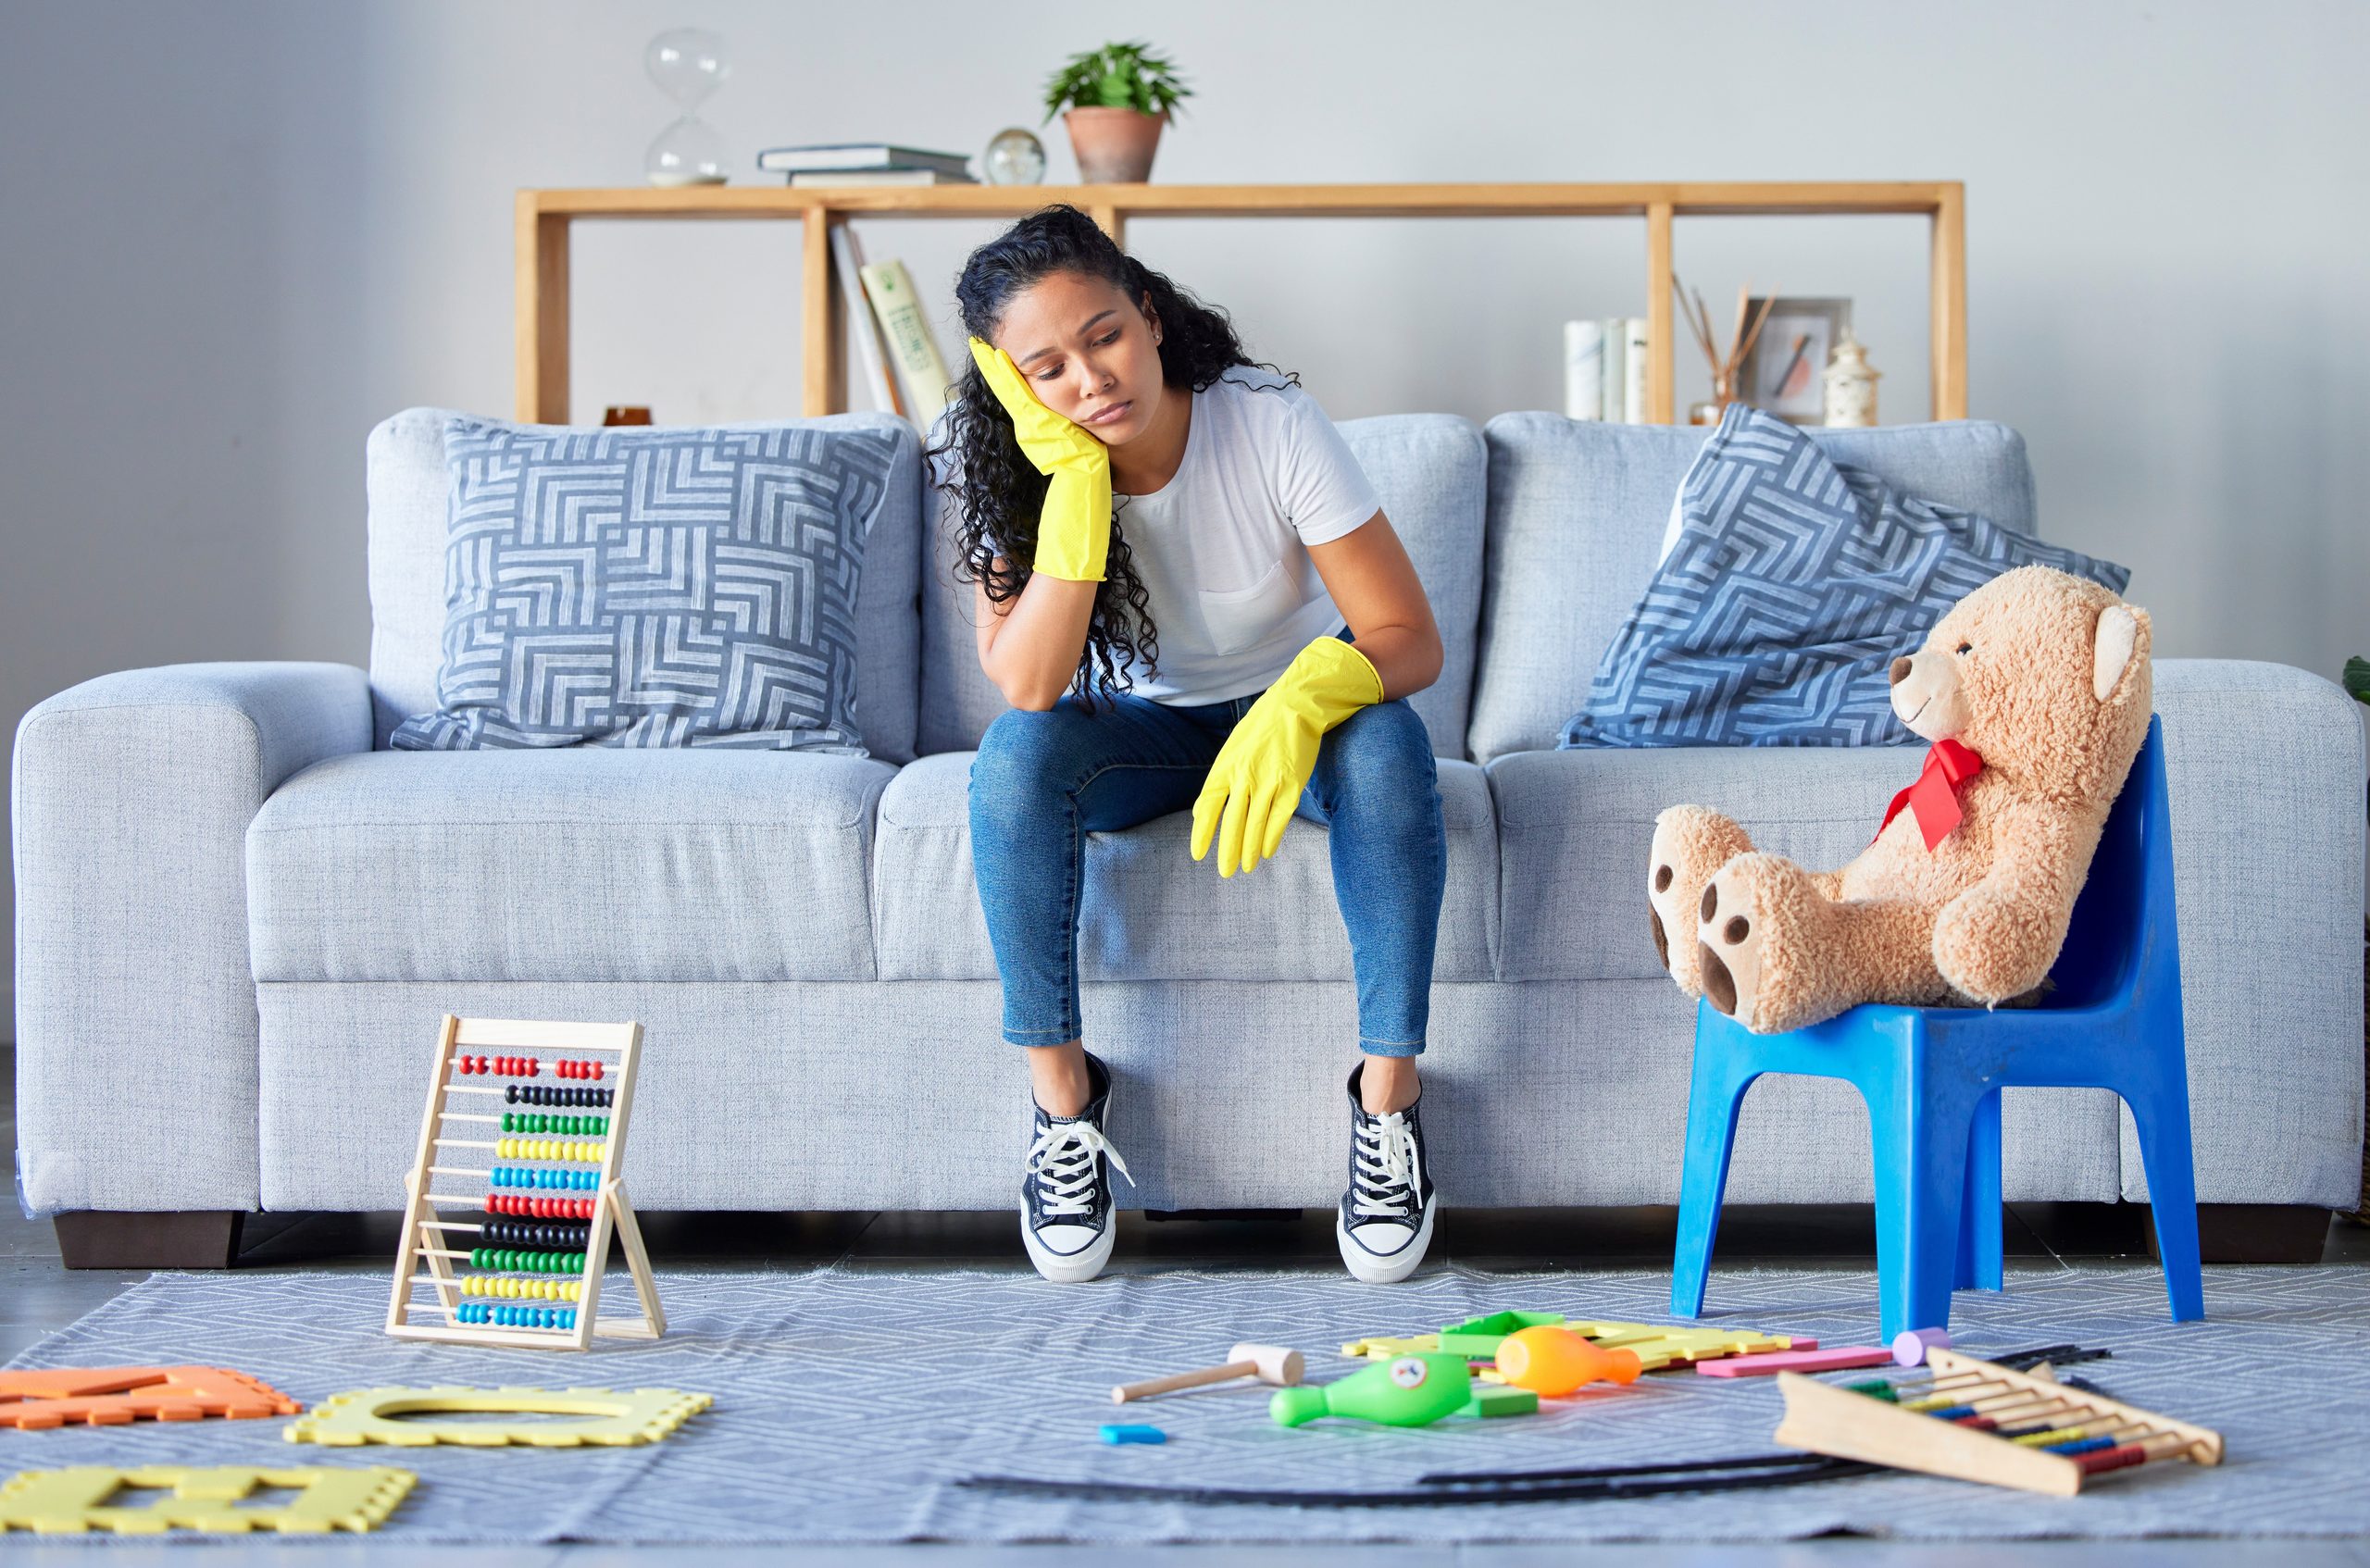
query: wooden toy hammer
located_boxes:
[1111,1343,1306,1405]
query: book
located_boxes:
[757,143,972,176]
[1600,317,1624,424]
[1622,317,1651,424]
[857,256,952,430]
[790,168,979,187]
[829,222,904,421]
[1562,320,1604,420]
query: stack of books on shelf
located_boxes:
[1563,317,1651,423]
[756,141,979,187]
[830,224,953,431]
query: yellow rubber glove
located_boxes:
[1191,635,1386,877]
[967,334,1113,582]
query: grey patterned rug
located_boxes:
[3,1262,2364,1543]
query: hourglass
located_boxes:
[643,29,730,187]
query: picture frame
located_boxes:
[1738,297,1853,425]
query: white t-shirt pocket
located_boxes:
[1194,556,1304,654]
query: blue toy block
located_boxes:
[1098,1424,1166,1445]
[1671,715,2203,1340]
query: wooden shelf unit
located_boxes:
[514,180,1965,428]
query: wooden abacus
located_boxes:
[386,1014,664,1350]
[1773,1347,2222,1497]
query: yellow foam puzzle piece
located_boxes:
[1340,1334,1441,1360]
[0,1465,414,1536]
[282,1385,710,1449]
[1354,1320,1801,1372]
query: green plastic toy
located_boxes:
[1270,1354,1476,1428]
[1435,1311,1567,1359]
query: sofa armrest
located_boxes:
[2151,657,2367,1208]
[12,661,372,1213]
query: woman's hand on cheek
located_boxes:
[966,334,1114,583]
[967,336,1112,475]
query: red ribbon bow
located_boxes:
[1874,738,1984,852]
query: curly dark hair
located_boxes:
[926,203,1300,712]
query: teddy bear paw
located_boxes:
[1696,853,1820,1035]
[1648,807,1755,997]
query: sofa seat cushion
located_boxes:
[872,753,1500,982]
[1491,743,1929,981]
[247,749,894,982]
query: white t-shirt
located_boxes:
[1104,367,1382,705]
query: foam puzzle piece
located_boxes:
[0,1465,413,1535]
[0,1366,302,1429]
[1459,1385,1540,1419]
[1435,1312,1567,1358]
[284,1386,710,1449]
[1360,1321,1811,1374]
[1341,1334,1441,1361]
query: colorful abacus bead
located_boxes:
[459,1301,578,1329]
[481,1218,592,1250]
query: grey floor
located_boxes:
[6,1042,2366,1564]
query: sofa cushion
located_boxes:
[1565,404,2128,748]
[917,412,1487,760]
[1467,416,2041,762]
[246,749,894,982]
[387,416,900,754]
[872,753,1499,981]
[1488,742,1930,981]
[366,408,925,763]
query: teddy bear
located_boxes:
[1643,564,2153,1035]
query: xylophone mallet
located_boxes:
[1113,1344,1305,1405]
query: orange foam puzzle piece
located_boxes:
[0,1366,302,1430]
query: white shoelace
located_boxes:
[1350,1111,1422,1220]
[1026,1119,1134,1217]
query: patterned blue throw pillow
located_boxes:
[1559,404,2129,748]
[391,417,901,753]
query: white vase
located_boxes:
[1822,327,1881,427]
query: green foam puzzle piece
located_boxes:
[1435,1310,1566,1358]
[1460,1385,1540,1419]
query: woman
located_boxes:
[927,204,1449,1285]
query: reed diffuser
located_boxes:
[1673,274,1778,426]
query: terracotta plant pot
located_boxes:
[1063,106,1166,183]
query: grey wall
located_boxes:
[6,0,2367,1030]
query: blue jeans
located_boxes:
[967,629,1448,1057]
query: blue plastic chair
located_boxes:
[1669,715,2203,1339]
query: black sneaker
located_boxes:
[1021,1051,1131,1283]
[1335,1062,1438,1283]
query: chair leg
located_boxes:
[1868,1076,1980,1341]
[2127,1086,2206,1322]
[1671,1026,1759,1321]
[1955,1088,2004,1293]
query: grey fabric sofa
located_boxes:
[13,406,2365,1264]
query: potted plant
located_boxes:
[1042,40,1192,184]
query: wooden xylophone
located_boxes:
[1773,1346,2222,1497]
